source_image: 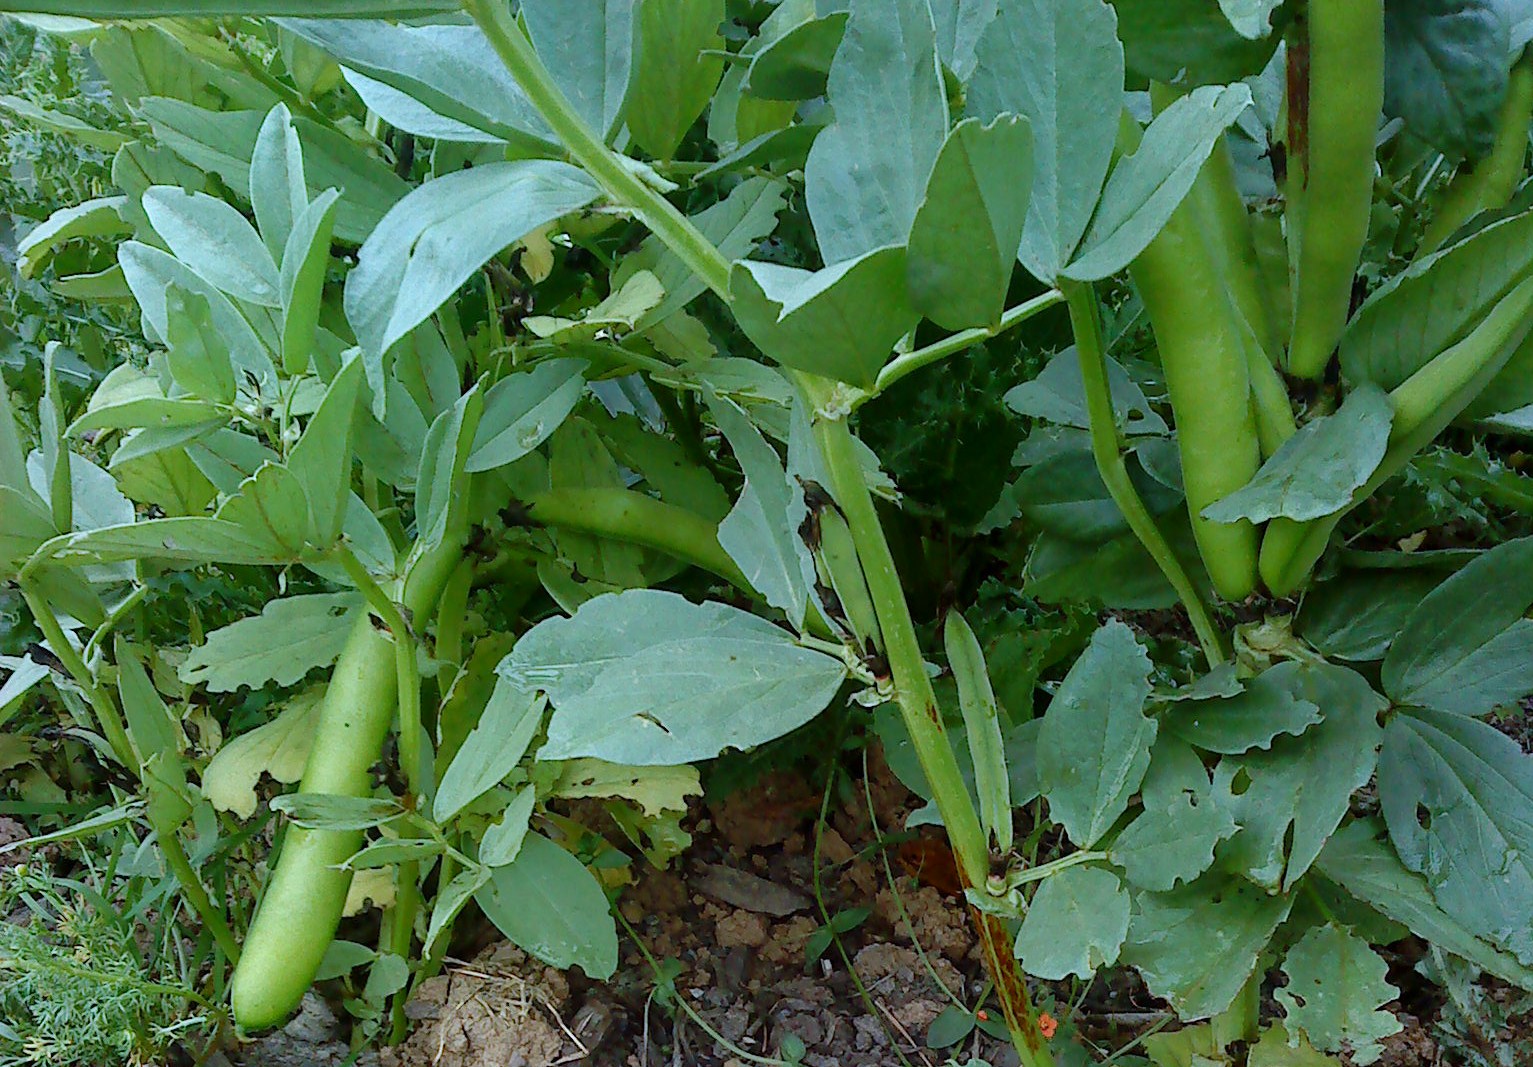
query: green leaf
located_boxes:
[1109,0,1281,86]
[743,13,847,100]
[627,0,724,159]
[1214,662,1385,892]
[1341,208,1533,392]
[1123,870,1295,1020]
[165,290,237,406]
[1382,536,1533,715]
[1219,0,1284,39]
[250,104,308,261]
[1384,0,1507,160]
[340,838,446,871]
[115,639,180,776]
[1064,83,1252,282]
[946,608,1013,849]
[707,394,811,629]
[141,185,280,306]
[345,161,600,363]
[1297,570,1445,663]
[466,360,587,473]
[201,688,322,819]
[1037,619,1156,848]
[931,0,998,80]
[1005,347,1168,436]
[1247,1023,1343,1067]
[474,831,619,979]
[731,247,918,388]
[0,92,126,150]
[1015,446,1182,544]
[1204,386,1393,524]
[1161,660,1324,754]
[271,793,402,831]
[414,387,484,555]
[505,590,847,766]
[1276,924,1402,1065]
[433,680,546,823]
[276,19,556,151]
[907,114,1033,331]
[804,0,946,264]
[968,0,1124,282]
[521,0,636,142]
[478,788,537,868]
[1314,818,1533,990]
[16,195,128,280]
[1111,784,1237,891]
[279,189,340,376]
[424,865,491,955]
[285,358,364,548]
[1014,865,1130,979]
[179,594,362,693]
[1378,707,1533,965]
[30,517,294,569]
[140,98,409,245]
[119,241,276,387]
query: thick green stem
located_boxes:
[21,582,137,773]
[1420,55,1533,256]
[870,290,1064,398]
[1062,284,1226,667]
[158,824,242,964]
[339,548,424,800]
[466,0,731,299]
[798,373,1054,1067]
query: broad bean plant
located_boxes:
[4,2,1533,1066]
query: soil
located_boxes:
[229,749,1531,1067]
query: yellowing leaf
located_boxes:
[553,759,701,816]
[200,688,322,818]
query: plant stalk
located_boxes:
[799,373,1055,1067]
[1061,283,1226,666]
[21,582,137,773]
[871,290,1065,398]
[466,0,732,298]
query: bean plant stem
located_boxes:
[466,0,732,299]
[870,290,1066,397]
[800,374,1055,1067]
[83,583,150,663]
[475,16,1051,1061]
[1062,282,1226,667]
[20,582,137,773]
[157,824,243,965]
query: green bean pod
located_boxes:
[230,615,398,1031]
[1261,272,1533,594]
[1286,0,1386,379]
[1129,196,1262,601]
[1419,55,1533,257]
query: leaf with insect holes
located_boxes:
[504,590,847,766]
[1378,707,1533,966]
[1014,866,1129,979]
[1123,870,1295,1020]
[179,594,362,693]
[1277,924,1401,1065]
[201,688,323,818]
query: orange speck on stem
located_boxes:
[1038,1013,1058,1040]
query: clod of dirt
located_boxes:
[381,945,575,1067]
[233,994,375,1067]
[695,863,810,916]
[710,773,817,849]
[715,910,769,949]
[852,943,964,1040]
[875,883,976,963]
[0,817,32,870]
